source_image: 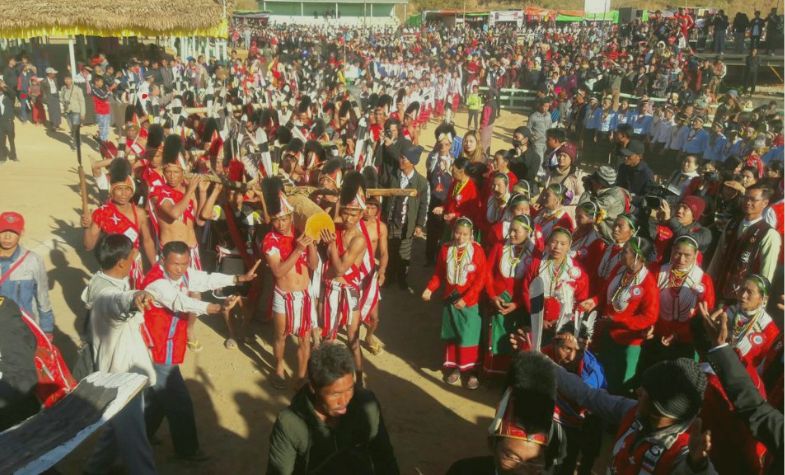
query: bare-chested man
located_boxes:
[358,196,388,355]
[148,139,206,265]
[82,158,157,288]
[321,172,372,377]
[261,178,319,389]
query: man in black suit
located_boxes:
[383,141,429,293]
[0,78,18,162]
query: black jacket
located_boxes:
[508,146,542,184]
[383,169,429,238]
[707,345,783,474]
[0,298,39,431]
[617,161,655,198]
[267,386,398,475]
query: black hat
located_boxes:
[505,352,557,434]
[162,135,183,165]
[640,358,707,421]
[362,166,380,205]
[620,140,645,157]
[146,123,165,149]
[401,144,424,166]
[108,158,133,185]
[261,176,292,218]
[339,171,366,209]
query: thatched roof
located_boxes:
[0,0,233,39]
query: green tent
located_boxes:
[406,14,422,26]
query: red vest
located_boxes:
[610,408,691,475]
[141,264,190,365]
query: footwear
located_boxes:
[223,338,238,350]
[271,373,287,390]
[365,337,383,356]
[444,369,460,385]
[9,155,17,162]
[465,374,480,390]
[176,450,210,463]
[187,339,203,352]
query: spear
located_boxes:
[75,124,89,225]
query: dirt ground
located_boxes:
[0,109,545,474]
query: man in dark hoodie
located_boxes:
[267,342,399,475]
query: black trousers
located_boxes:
[0,119,16,160]
[386,233,413,287]
[426,210,445,264]
[555,415,604,475]
[145,364,200,456]
[743,70,759,94]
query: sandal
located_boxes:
[444,369,461,385]
[223,338,238,350]
[271,373,287,390]
[187,339,203,352]
[465,374,480,390]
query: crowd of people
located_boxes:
[0,7,783,475]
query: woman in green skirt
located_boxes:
[423,217,487,390]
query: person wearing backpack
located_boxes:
[0,211,56,339]
[81,233,158,475]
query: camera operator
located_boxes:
[376,118,403,187]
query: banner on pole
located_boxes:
[584,0,608,14]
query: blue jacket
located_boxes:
[0,246,54,332]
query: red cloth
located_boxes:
[92,95,110,115]
[141,264,190,365]
[701,364,768,474]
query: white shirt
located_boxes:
[145,269,235,316]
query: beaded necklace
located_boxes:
[502,242,530,277]
[611,267,639,311]
[547,258,568,295]
[732,306,765,345]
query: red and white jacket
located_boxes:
[484,240,538,303]
[522,256,590,326]
[534,207,576,241]
[596,241,626,282]
[570,227,607,293]
[444,178,481,225]
[427,241,487,307]
[654,263,715,344]
[726,305,781,367]
[596,265,660,346]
